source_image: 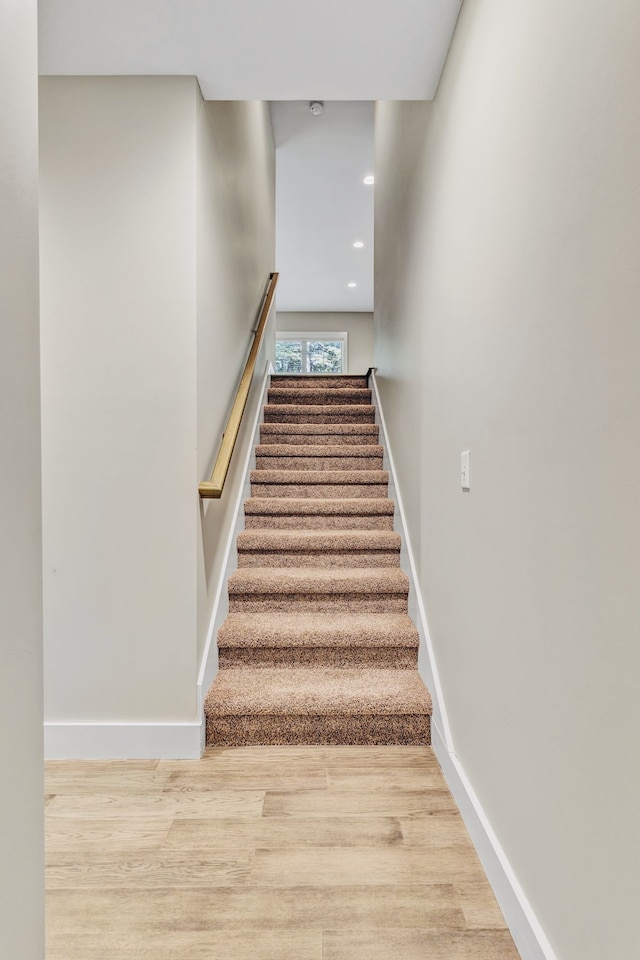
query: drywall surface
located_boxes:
[276,312,374,373]
[374,2,640,958]
[40,77,199,725]
[0,2,44,954]
[197,100,275,668]
[374,102,432,558]
[273,101,374,312]
[40,81,276,748]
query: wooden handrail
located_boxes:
[199,272,279,499]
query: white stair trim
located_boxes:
[432,725,559,960]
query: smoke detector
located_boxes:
[309,101,324,116]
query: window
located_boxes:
[275,332,348,374]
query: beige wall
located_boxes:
[197,100,276,666]
[374,2,640,958]
[276,312,373,373]
[40,79,275,752]
[40,77,199,731]
[0,1,44,954]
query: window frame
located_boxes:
[274,331,348,375]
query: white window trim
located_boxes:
[275,331,348,374]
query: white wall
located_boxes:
[0,2,44,955]
[40,78,198,734]
[197,100,275,668]
[40,79,275,755]
[276,312,373,373]
[272,101,374,312]
[374,2,640,958]
[373,102,432,543]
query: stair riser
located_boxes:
[244,497,395,518]
[267,390,372,405]
[264,409,375,424]
[237,552,401,568]
[229,595,409,613]
[251,484,389,499]
[259,432,379,445]
[255,456,384,471]
[270,377,368,389]
[243,515,395,530]
[219,648,419,669]
[237,531,400,552]
[206,714,430,747]
[256,444,383,456]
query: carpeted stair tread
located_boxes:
[250,486,389,501]
[254,442,383,472]
[270,376,368,388]
[260,423,379,444]
[251,470,389,500]
[244,515,394,530]
[251,469,388,485]
[237,529,401,553]
[244,497,394,517]
[218,612,419,648]
[254,444,384,473]
[263,404,375,423]
[228,566,409,597]
[236,529,401,566]
[267,387,372,406]
[205,668,432,717]
[255,444,384,458]
[261,423,378,434]
[243,497,395,529]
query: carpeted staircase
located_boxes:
[204,374,432,745]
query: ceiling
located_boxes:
[39,0,463,101]
[38,0,462,312]
[273,101,374,312]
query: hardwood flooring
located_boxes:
[45,745,521,959]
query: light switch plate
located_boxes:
[461,450,470,491]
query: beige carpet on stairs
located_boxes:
[204,373,432,745]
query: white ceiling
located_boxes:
[39,0,463,101]
[38,0,462,312]
[273,101,374,312]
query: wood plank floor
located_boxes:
[45,745,521,960]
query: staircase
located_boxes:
[204,374,432,745]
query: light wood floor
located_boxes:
[45,745,521,960]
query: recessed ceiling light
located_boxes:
[353,241,364,249]
[363,175,375,185]
[348,282,357,288]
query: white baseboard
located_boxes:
[370,370,555,960]
[432,725,558,960]
[45,366,273,762]
[368,370,452,748]
[44,719,204,760]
